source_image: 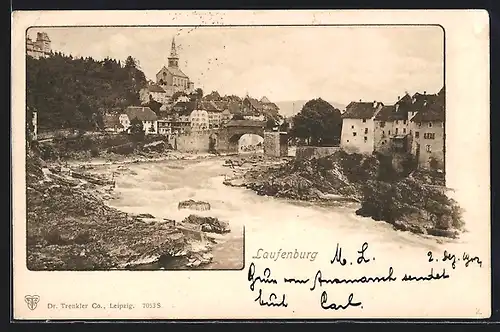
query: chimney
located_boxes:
[424,91,427,95]
[395,104,399,111]
[373,100,377,108]
[359,99,362,102]
[397,96,400,100]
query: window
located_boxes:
[403,120,407,125]
[395,128,399,134]
[380,122,386,128]
[346,139,350,143]
[364,136,368,142]
[425,145,431,152]
[353,132,357,136]
[382,130,385,137]
[388,130,391,135]
[403,128,406,134]
[364,128,368,134]
[429,122,433,128]
[362,119,366,123]
[418,122,422,127]
[381,141,385,145]
[424,133,435,139]
[415,131,420,138]
[395,120,399,125]
[351,125,354,129]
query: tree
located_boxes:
[146,95,162,115]
[289,98,342,146]
[194,88,203,100]
[172,91,188,102]
[279,119,289,132]
[26,53,148,131]
[265,118,276,130]
[129,117,145,142]
[204,91,221,101]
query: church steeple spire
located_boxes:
[168,37,179,68]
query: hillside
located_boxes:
[276,100,346,118]
[27,53,147,131]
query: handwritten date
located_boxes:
[427,250,482,269]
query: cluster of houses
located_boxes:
[103,37,282,138]
[340,87,445,170]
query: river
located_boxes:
[98,155,479,270]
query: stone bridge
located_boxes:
[215,119,265,154]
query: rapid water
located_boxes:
[99,156,480,270]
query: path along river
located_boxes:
[95,155,484,271]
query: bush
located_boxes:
[44,229,66,245]
[90,146,100,157]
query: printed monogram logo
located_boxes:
[24,295,40,311]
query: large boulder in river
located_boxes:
[178,200,211,211]
[181,214,230,234]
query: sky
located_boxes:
[27,26,444,105]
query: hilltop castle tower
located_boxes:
[26,32,52,59]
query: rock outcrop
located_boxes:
[25,153,218,270]
[181,214,230,234]
[178,200,211,211]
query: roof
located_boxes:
[200,101,221,112]
[103,114,121,128]
[124,106,158,121]
[244,97,264,110]
[410,101,445,122]
[228,102,242,114]
[147,84,166,93]
[374,105,408,121]
[343,102,383,119]
[213,101,227,110]
[157,65,188,78]
[224,119,266,127]
[260,96,271,103]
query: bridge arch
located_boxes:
[217,120,265,154]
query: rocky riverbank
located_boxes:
[26,150,232,270]
[223,150,464,239]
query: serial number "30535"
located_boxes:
[142,303,162,309]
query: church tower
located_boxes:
[168,37,179,68]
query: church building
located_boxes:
[155,38,194,96]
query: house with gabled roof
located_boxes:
[340,100,384,154]
[260,96,280,115]
[199,101,223,129]
[119,106,158,135]
[103,114,126,133]
[409,92,445,170]
[139,83,170,104]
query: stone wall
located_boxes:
[175,130,218,153]
[263,131,288,157]
[295,146,341,160]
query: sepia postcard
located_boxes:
[12,10,490,320]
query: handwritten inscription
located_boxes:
[427,250,483,269]
[320,292,362,310]
[248,262,278,291]
[331,242,374,266]
[247,244,482,311]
